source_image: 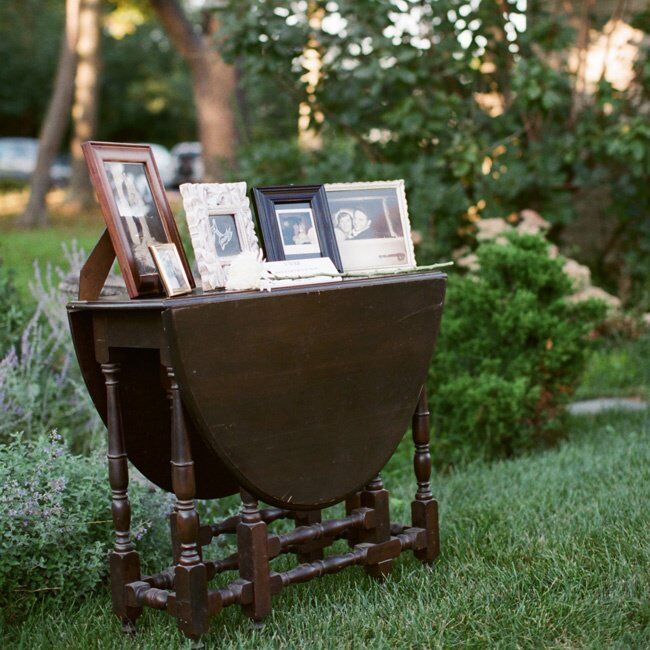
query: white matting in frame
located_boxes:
[324,180,416,272]
[180,182,261,290]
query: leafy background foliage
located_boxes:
[217,0,650,306]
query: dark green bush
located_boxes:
[428,233,606,467]
[0,432,172,617]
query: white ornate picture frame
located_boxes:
[324,180,416,273]
[180,182,261,290]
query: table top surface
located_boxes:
[66,270,447,312]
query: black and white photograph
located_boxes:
[149,243,192,296]
[209,212,243,258]
[104,161,167,274]
[325,180,416,272]
[253,184,343,271]
[82,141,194,298]
[275,203,321,258]
[180,182,261,291]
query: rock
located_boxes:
[547,244,560,259]
[59,272,127,300]
[563,259,592,292]
[567,286,622,311]
[568,398,647,415]
[476,218,511,241]
[452,245,470,261]
[643,313,650,329]
[457,253,480,272]
[517,209,551,235]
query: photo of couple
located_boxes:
[324,182,415,272]
[276,205,321,257]
[332,208,374,242]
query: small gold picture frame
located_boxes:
[148,243,193,297]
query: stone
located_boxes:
[563,259,592,292]
[452,245,470,261]
[456,253,479,272]
[59,272,126,299]
[568,398,647,415]
[476,218,511,241]
[517,209,551,235]
[567,286,622,311]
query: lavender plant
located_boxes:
[0,260,25,357]
[0,245,102,452]
[0,431,172,615]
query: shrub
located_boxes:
[0,431,173,617]
[428,233,606,467]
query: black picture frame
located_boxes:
[252,184,343,272]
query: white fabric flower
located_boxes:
[225,251,269,291]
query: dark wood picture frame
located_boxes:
[82,141,194,298]
[252,184,343,272]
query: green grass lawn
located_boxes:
[3,409,649,648]
[578,334,650,402]
[0,225,102,300]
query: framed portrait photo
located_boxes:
[82,141,194,298]
[180,182,261,290]
[149,243,192,297]
[324,180,416,273]
[253,184,343,272]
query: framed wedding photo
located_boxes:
[324,180,416,273]
[149,243,193,297]
[253,184,343,272]
[180,182,261,290]
[82,141,194,298]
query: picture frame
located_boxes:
[180,182,261,291]
[324,180,416,273]
[252,184,343,272]
[149,243,193,297]
[82,141,194,298]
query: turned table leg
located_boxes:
[344,493,362,547]
[411,386,440,563]
[237,489,272,623]
[294,510,325,563]
[101,362,142,633]
[358,475,392,579]
[167,367,209,641]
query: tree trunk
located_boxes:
[19,0,80,227]
[67,0,102,210]
[150,0,236,181]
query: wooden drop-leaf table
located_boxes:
[67,271,447,642]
